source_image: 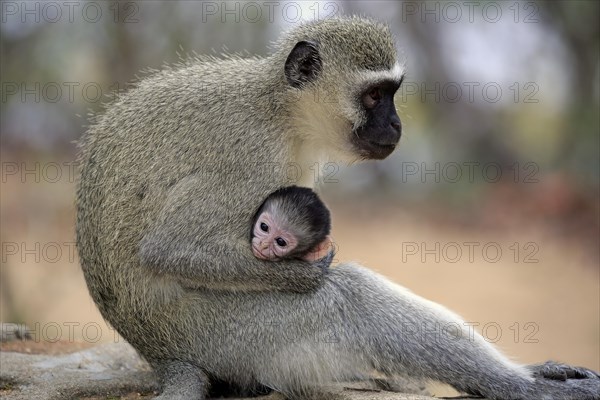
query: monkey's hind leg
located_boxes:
[152,360,208,400]
[331,264,600,399]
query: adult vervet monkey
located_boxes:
[76,17,600,400]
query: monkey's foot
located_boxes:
[528,361,600,381]
[522,361,600,400]
[153,360,208,400]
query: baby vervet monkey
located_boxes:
[251,186,332,262]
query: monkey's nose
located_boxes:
[260,242,269,250]
[390,116,401,133]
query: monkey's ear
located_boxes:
[284,41,322,88]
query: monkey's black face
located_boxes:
[352,80,402,160]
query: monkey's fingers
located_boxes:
[313,249,335,270]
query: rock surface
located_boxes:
[1,341,156,400]
[1,337,438,400]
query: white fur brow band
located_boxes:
[358,63,405,84]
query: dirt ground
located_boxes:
[1,179,599,376]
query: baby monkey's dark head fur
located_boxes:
[251,186,331,260]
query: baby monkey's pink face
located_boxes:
[252,211,298,260]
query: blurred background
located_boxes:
[1,0,598,393]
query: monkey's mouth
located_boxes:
[354,138,397,160]
[351,124,400,160]
[252,243,270,260]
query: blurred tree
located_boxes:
[539,2,600,186]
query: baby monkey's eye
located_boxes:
[260,222,269,232]
[275,237,287,247]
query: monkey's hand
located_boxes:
[269,250,333,292]
[269,249,334,292]
[312,248,335,269]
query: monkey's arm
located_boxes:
[140,234,331,292]
[138,178,331,293]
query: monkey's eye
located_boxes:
[275,237,287,247]
[363,87,382,109]
[260,222,269,232]
[369,88,381,100]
